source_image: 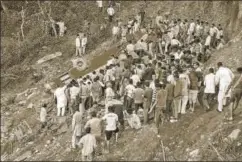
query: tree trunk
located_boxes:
[20,7,25,40]
[1,1,8,13]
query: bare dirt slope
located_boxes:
[1,1,242,161]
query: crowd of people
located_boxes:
[40,1,242,161]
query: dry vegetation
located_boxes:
[1,1,242,161]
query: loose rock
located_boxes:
[228,129,241,141]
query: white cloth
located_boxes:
[96,0,102,7]
[204,73,216,94]
[215,67,234,89]
[130,74,140,86]
[70,86,80,100]
[78,134,96,156]
[40,107,47,122]
[102,113,118,131]
[107,7,115,16]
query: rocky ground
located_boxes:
[1,1,242,161]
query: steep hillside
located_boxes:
[1,1,242,161]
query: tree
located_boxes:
[20,6,26,40]
[1,1,8,14]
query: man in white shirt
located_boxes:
[81,34,87,55]
[203,68,216,111]
[204,32,211,52]
[54,85,69,116]
[215,62,234,112]
[126,40,135,54]
[102,106,119,153]
[188,19,195,35]
[173,48,184,60]
[75,34,81,57]
[96,0,103,12]
[130,71,140,87]
[78,127,96,161]
[112,23,120,41]
[56,20,66,37]
[107,5,115,22]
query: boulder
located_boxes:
[228,129,241,141]
[188,149,200,161]
[18,100,27,106]
[37,52,62,64]
[27,103,33,109]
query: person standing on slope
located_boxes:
[215,62,234,112]
[54,84,69,116]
